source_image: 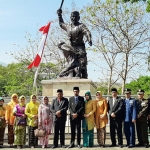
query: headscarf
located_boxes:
[19,95,26,106]
[85,91,92,101]
[10,93,19,105]
[30,94,37,104]
[42,96,49,105]
[96,91,104,100]
[0,97,4,107]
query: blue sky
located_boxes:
[0,0,101,80]
[0,0,92,63]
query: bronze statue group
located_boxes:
[0,87,149,149]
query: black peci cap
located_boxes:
[73,87,79,91]
[57,89,63,93]
[111,88,117,92]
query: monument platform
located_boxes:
[41,78,97,96]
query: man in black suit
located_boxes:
[51,89,68,148]
[108,88,124,148]
[68,87,85,148]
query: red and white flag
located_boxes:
[27,22,51,69]
[27,22,51,88]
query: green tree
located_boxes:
[0,65,8,96]
[81,0,150,94]
[122,0,150,12]
[125,76,150,97]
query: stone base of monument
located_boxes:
[41,78,97,97]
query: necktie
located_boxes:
[75,97,78,104]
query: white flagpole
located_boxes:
[32,66,40,95]
[32,22,50,95]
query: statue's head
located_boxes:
[70,11,80,24]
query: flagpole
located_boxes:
[32,22,50,95]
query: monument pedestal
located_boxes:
[41,78,97,97]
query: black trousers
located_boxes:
[136,121,149,145]
[70,119,81,145]
[53,120,66,146]
[110,118,123,145]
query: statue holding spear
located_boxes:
[57,0,92,79]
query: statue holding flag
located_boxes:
[57,7,92,79]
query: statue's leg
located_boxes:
[80,66,88,79]
[59,61,78,77]
[74,67,81,78]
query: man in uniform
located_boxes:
[108,88,124,148]
[123,89,137,148]
[136,89,149,148]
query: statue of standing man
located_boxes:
[57,8,92,79]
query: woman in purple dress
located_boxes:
[13,95,26,149]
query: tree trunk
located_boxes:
[121,53,128,94]
[107,68,113,95]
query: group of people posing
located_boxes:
[0,87,149,149]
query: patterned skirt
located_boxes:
[0,127,5,145]
[28,126,38,147]
[8,125,14,144]
[14,126,26,146]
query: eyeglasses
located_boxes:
[13,97,17,98]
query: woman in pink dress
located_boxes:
[38,96,53,149]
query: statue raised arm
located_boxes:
[57,9,92,78]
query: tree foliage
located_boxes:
[122,0,150,12]
[125,76,150,97]
[81,0,150,94]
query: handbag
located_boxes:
[17,118,26,126]
[34,128,45,137]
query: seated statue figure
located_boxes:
[57,9,92,78]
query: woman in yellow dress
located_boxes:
[95,91,108,147]
[5,93,19,147]
[82,91,96,147]
[25,95,39,148]
[0,97,6,147]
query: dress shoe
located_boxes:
[68,144,75,148]
[136,143,143,146]
[109,144,116,147]
[119,145,123,148]
[61,145,66,148]
[77,145,82,148]
[128,145,134,148]
[144,144,149,148]
[52,145,58,149]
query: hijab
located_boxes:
[85,91,92,101]
[10,93,19,105]
[96,91,104,101]
[19,95,26,106]
[29,94,37,104]
[42,96,49,105]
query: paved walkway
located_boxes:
[1,139,149,150]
